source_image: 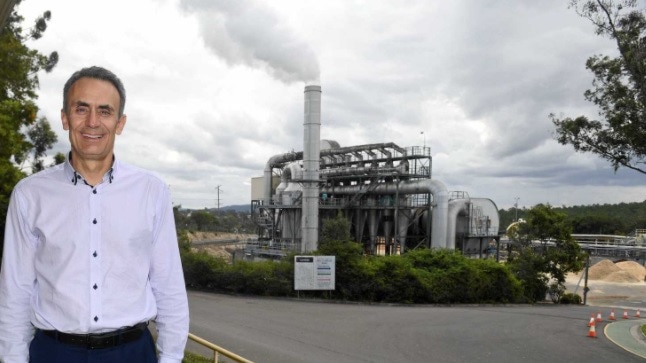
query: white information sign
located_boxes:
[294,255,336,290]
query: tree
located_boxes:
[0,1,58,262]
[320,212,352,246]
[551,0,646,174]
[507,204,586,302]
[52,151,66,165]
[189,210,218,231]
[0,1,18,30]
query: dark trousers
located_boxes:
[29,328,158,363]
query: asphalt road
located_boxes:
[575,280,646,308]
[186,290,646,363]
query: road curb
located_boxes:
[605,319,646,359]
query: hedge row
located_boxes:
[181,237,526,304]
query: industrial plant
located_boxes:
[249,85,500,258]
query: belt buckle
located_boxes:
[87,333,117,349]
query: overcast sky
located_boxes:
[17,0,646,210]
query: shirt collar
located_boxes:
[64,153,118,186]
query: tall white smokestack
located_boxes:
[302,85,321,252]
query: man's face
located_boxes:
[61,77,127,163]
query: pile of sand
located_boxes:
[615,260,646,281]
[586,259,646,283]
[588,259,621,280]
[604,270,640,283]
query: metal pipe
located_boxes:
[383,209,393,254]
[354,209,366,244]
[301,85,321,252]
[397,209,411,254]
[319,164,408,177]
[263,151,302,205]
[320,179,449,248]
[320,142,406,158]
[188,333,255,363]
[394,178,400,253]
[447,199,470,250]
[263,142,408,205]
[368,201,378,254]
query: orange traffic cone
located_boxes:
[637,309,641,318]
[596,311,603,322]
[587,314,595,327]
[609,309,616,320]
[588,322,597,338]
[623,310,629,319]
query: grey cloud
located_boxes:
[416,1,608,163]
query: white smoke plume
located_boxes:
[180,0,320,83]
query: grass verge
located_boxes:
[183,350,213,363]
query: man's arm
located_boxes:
[0,188,37,363]
[149,184,189,363]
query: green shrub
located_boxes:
[318,241,375,301]
[559,292,582,304]
[229,260,292,295]
[404,248,465,271]
[182,251,227,288]
[405,249,522,304]
[470,259,522,303]
[369,255,426,303]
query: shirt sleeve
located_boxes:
[149,183,189,362]
[0,187,37,363]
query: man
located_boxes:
[0,66,189,362]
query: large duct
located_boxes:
[263,151,302,205]
[320,179,449,248]
[447,199,470,250]
[302,85,322,252]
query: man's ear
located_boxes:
[116,114,127,135]
[61,109,70,130]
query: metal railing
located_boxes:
[188,333,255,363]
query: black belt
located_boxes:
[40,322,148,350]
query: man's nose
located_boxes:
[86,109,100,127]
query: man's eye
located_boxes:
[75,106,89,114]
[99,109,112,117]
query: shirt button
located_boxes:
[92,189,97,194]
[92,218,97,224]
[94,316,99,322]
[93,251,98,257]
[93,284,98,290]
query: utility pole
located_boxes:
[514,197,520,221]
[215,185,223,210]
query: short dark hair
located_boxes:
[63,66,126,117]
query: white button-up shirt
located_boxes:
[0,159,189,363]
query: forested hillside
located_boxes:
[499,201,646,235]
[179,200,646,238]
